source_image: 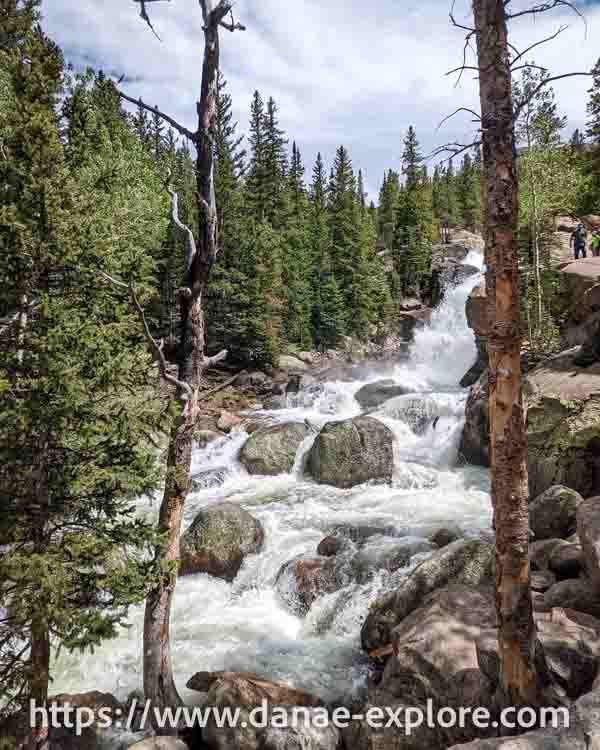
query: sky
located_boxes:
[43,0,600,201]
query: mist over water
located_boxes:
[52,253,491,734]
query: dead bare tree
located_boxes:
[117,0,245,725]
[436,0,591,711]
[471,0,547,708]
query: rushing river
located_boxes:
[52,251,491,743]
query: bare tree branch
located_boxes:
[220,10,246,32]
[436,107,482,132]
[133,0,170,39]
[99,271,193,400]
[449,0,476,32]
[207,349,228,367]
[513,71,592,119]
[506,0,582,21]
[428,140,482,164]
[509,25,567,67]
[197,372,239,402]
[164,171,197,277]
[116,89,197,143]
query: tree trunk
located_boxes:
[472,0,547,708]
[143,1,231,729]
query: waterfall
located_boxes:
[52,253,491,745]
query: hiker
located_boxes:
[570,222,588,259]
[592,229,600,258]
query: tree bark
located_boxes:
[472,0,547,708]
[142,0,233,729]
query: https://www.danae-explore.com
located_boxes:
[29,698,570,737]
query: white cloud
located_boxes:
[42,0,600,199]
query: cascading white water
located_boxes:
[52,253,491,744]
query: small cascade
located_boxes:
[52,252,491,742]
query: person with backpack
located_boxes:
[592,229,600,258]
[570,222,588,259]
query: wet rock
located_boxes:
[194,429,224,447]
[377,395,439,434]
[329,523,399,544]
[461,280,488,387]
[236,370,273,394]
[191,467,228,491]
[198,673,335,750]
[308,416,394,489]
[351,537,435,581]
[316,535,347,557]
[262,395,287,410]
[530,485,583,541]
[361,538,495,652]
[460,370,489,467]
[543,578,600,619]
[279,354,309,371]
[429,524,463,548]
[217,410,243,433]
[275,556,340,615]
[578,497,600,593]
[239,422,310,476]
[397,305,432,342]
[180,502,264,580]
[354,379,411,410]
[548,542,584,579]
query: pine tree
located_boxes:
[394,127,436,298]
[329,145,359,314]
[246,90,267,220]
[0,4,165,719]
[283,142,313,346]
[263,96,288,226]
[585,57,600,211]
[312,250,346,350]
[402,126,422,189]
[458,152,482,230]
[378,169,401,249]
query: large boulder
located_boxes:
[275,556,340,615]
[276,537,435,616]
[461,280,489,387]
[397,305,432,342]
[217,410,243,433]
[577,497,600,593]
[346,587,497,750]
[180,502,264,580]
[478,607,600,700]
[4,692,123,750]
[308,416,394,489]
[447,684,600,750]
[239,422,310,476]
[529,485,583,541]
[354,379,411,410]
[279,354,309,372]
[460,370,490,467]
[361,538,495,652]
[525,348,600,498]
[194,673,339,750]
[543,578,600,619]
